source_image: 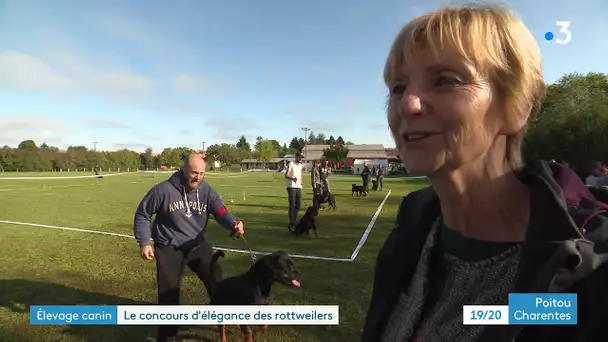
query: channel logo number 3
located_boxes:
[555,21,572,45]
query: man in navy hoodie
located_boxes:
[133,153,244,342]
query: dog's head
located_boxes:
[352,184,357,189]
[307,205,319,217]
[252,251,300,288]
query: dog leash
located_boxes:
[230,220,257,265]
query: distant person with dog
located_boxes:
[362,4,608,341]
[133,153,245,342]
[361,162,371,191]
[285,153,304,232]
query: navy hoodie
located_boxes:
[133,170,236,249]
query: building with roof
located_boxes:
[385,148,400,163]
[301,144,388,174]
[240,156,295,171]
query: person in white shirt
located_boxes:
[285,153,304,231]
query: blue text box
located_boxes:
[30,305,118,325]
[508,293,577,325]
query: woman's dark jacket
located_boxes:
[361,160,608,341]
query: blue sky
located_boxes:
[1,0,607,153]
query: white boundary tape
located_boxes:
[0,190,391,262]
[0,220,353,262]
[350,190,392,260]
[0,220,136,239]
[0,173,125,180]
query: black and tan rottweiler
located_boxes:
[313,188,336,211]
[352,184,367,197]
[210,250,300,342]
[290,206,319,238]
[372,179,378,191]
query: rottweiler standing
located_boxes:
[209,251,301,342]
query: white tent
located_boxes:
[353,159,388,175]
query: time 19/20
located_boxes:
[470,309,502,320]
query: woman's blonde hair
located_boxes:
[384,3,546,169]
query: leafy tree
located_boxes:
[523,72,608,174]
[18,140,38,151]
[236,135,251,151]
[323,144,349,164]
[316,133,326,144]
[256,140,278,162]
[289,137,305,152]
[159,148,184,168]
[307,132,316,143]
[0,126,371,172]
[207,143,245,170]
[268,140,282,153]
[328,135,336,145]
[142,147,155,169]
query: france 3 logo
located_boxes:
[544,21,572,45]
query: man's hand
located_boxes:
[140,245,155,260]
[232,220,245,237]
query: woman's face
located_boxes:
[387,46,507,175]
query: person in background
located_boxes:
[591,161,606,176]
[361,162,371,191]
[133,153,245,342]
[321,160,332,192]
[311,159,322,195]
[376,163,384,191]
[362,3,608,341]
[285,153,304,232]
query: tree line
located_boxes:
[523,72,608,176]
[203,133,353,170]
[2,72,608,175]
[0,130,354,172]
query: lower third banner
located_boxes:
[30,305,340,325]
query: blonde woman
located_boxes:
[362,4,608,341]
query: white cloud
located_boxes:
[114,143,151,152]
[0,52,74,93]
[172,73,232,93]
[45,50,154,101]
[0,114,70,147]
[205,116,260,142]
[306,121,351,132]
[368,123,389,131]
[92,13,197,72]
[0,49,154,101]
[172,74,212,92]
[89,71,153,100]
[80,116,131,129]
[94,14,163,52]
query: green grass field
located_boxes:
[0,171,428,342]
